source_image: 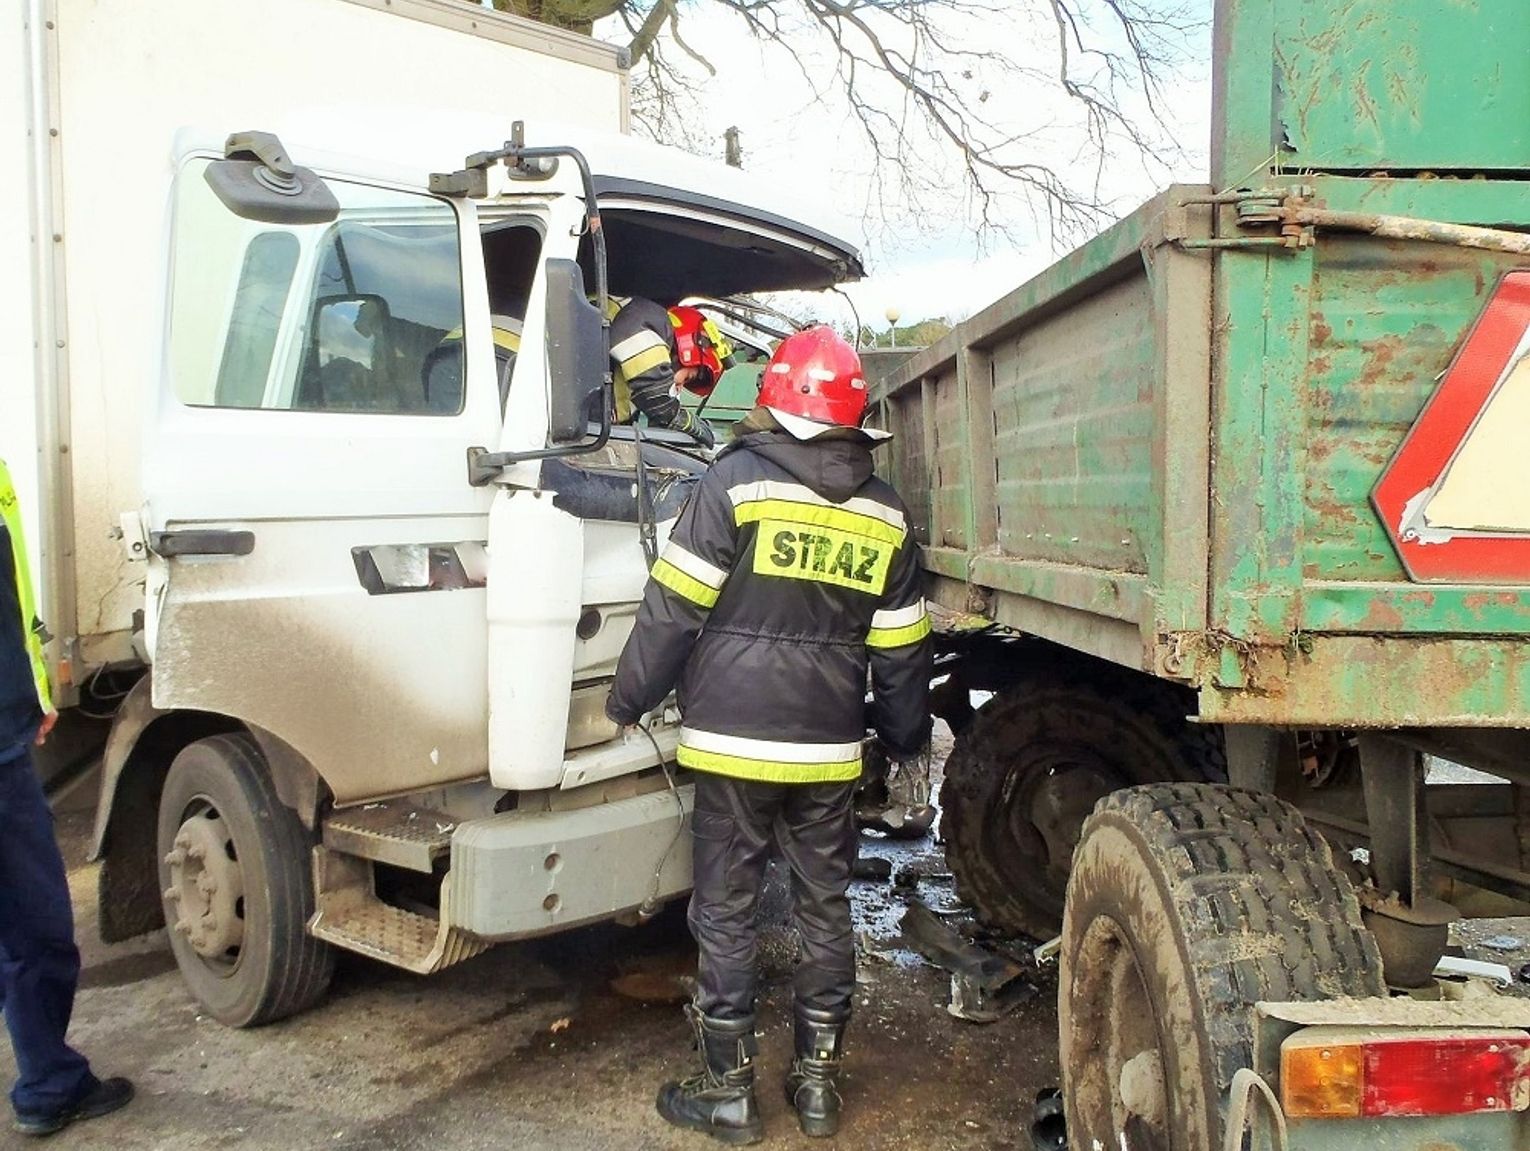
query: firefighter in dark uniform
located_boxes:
[609,300,734,449]
[0,459,132,1136]
[606,328,932,1143]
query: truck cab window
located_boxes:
[481,220,542,412]
[168,158,464,415]
[293,216,461,413]
[214,232,300,407]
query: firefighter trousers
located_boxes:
[687,772,857,1021]
[0,748,96,1120]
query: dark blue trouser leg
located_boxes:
[0,748,95,1119]
[688,774,857,1020]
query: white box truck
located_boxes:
[5,0,864,1026]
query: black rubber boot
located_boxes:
[656,1005,763,1146]
[785,1006,849,1137]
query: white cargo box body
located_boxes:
[2,0,627,682]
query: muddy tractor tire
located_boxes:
[1060,783,1384,1150]
[157,734,335,1027]
[939,675,1225,939]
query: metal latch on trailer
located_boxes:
[1172,186,1530,257]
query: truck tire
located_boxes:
[157,734,334,1026]
[1060,783,1384,1150]
[940,676,1225,939]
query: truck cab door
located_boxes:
[144,146,516,804]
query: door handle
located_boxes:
[149,529,256,557]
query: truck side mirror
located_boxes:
[544,259,608,444]
[294,294,393,410]
[204,131,339,225]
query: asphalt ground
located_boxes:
[6,742,1527,1149]
[2,735,1062,1151]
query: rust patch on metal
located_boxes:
[1462,591,1521,615]
[1356,334,1404,389]
[1310,315,1334,346]
[1360,599,1406,631]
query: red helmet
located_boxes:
[669,305,735,396]
[757,326,869,430]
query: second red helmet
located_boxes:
[668,305,735,396]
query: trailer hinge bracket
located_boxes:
[1174,186,1317,252]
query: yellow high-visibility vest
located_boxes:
[0,458,53,715]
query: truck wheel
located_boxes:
[157,734,334,1026]
[1061,783,1384,1150]
[940,677,1225,939]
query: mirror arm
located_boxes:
[466,403,612,484]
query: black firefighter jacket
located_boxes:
[609,297,684,428]
[606,431,933,783]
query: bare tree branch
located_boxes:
[472,0,1203,244]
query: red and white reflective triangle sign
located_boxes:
[1373,270,1530,583]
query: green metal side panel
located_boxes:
[1209,177,1530,645]
[882,381,934,547]
[1214,0,1530,185]
[1303,241,1517,578]
[873,0,1530,727]
[1209,240,1315,644]
[931,372,971,551]
[869,190,1208,673]
[1277,0,1530,172]
[990,273,1156,575]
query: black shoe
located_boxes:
[14,1077,134,1137]
[785,1006,848,1138]
[656,1006,763,1146]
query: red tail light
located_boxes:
[1283,1032,1530,1119]
[1365,1036,1530,1117]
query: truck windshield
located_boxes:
[168,158,465,416]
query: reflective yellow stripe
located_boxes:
[661,541,728,590]
[611,328,664,361]
[734,499,905,548]
[867,614,932,649]
[0,459,52,714]
[440,324,519,352]
[726,481,907,534]
[652,557,720,608]
[871,599,926,630]
[677,745,862,783]
[617,344,672,379]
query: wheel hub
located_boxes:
[1119,1050,1166,1127]
[1018,762,1119,873]
[164,808,245,961]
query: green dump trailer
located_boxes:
[871,1,1530,1147]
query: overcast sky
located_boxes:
[597,1,1215,328]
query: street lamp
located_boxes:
[885,306,901,349]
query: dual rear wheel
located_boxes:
[940,675,1226,940]
[940,680,1383,1148]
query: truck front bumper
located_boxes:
[447,784,694,940]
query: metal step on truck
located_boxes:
[6,0,863,1027]
[870,1,1530,1148]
